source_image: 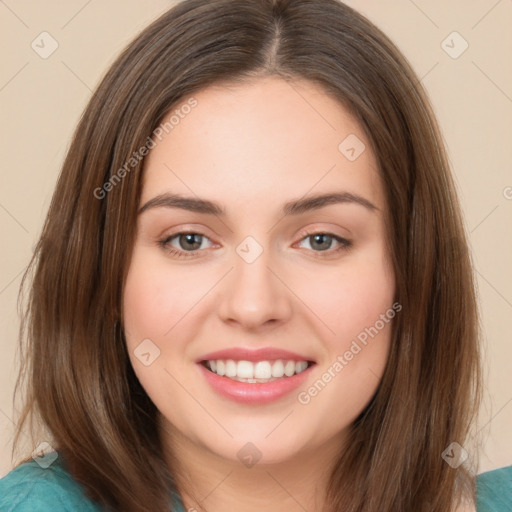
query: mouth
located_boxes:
[196,347,316,403]
[200,359,315,383]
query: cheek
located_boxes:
[297,245,396,345]
[123,266,170,342]
[122,248,198,343]
[122,250,198,408]
[296,247,395,417]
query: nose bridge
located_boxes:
[217,235,292,328]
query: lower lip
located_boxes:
[198,363,314,404]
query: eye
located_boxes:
[158,230,352,260]
[296,231,352,255]
[158,232,214,259]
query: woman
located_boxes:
[1,0,510,510]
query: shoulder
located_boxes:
[476,465,512,512]
[0,454,102,512]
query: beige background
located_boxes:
[1,0,511,477]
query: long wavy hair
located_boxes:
[13,0,482,510]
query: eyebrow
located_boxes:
[138,191,379,216]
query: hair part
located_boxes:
[14,0,482,510]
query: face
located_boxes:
[123,76,396,467]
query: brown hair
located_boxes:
[14,0,482,510]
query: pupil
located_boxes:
[311,234,331,251]
[181,233,201,250]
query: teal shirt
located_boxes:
[1,455,511,511]
[0,456,185,512]
[476,465,512,512]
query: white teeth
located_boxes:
[216,360,225,376]
[237,360,254,379]
[225,360,237,377]
[295,361,308,374]
[206,359,310,380]
[271,360,284,378]
[284,360,296,377]
[254,361,272,379]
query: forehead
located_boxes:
[141,76,384,213]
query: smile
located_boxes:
[202,359,310,382]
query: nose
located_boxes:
[216,245,293,331]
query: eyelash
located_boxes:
[157,230,352,260]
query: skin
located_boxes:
[123,76,398,511]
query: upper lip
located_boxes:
[197,347,315,363]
